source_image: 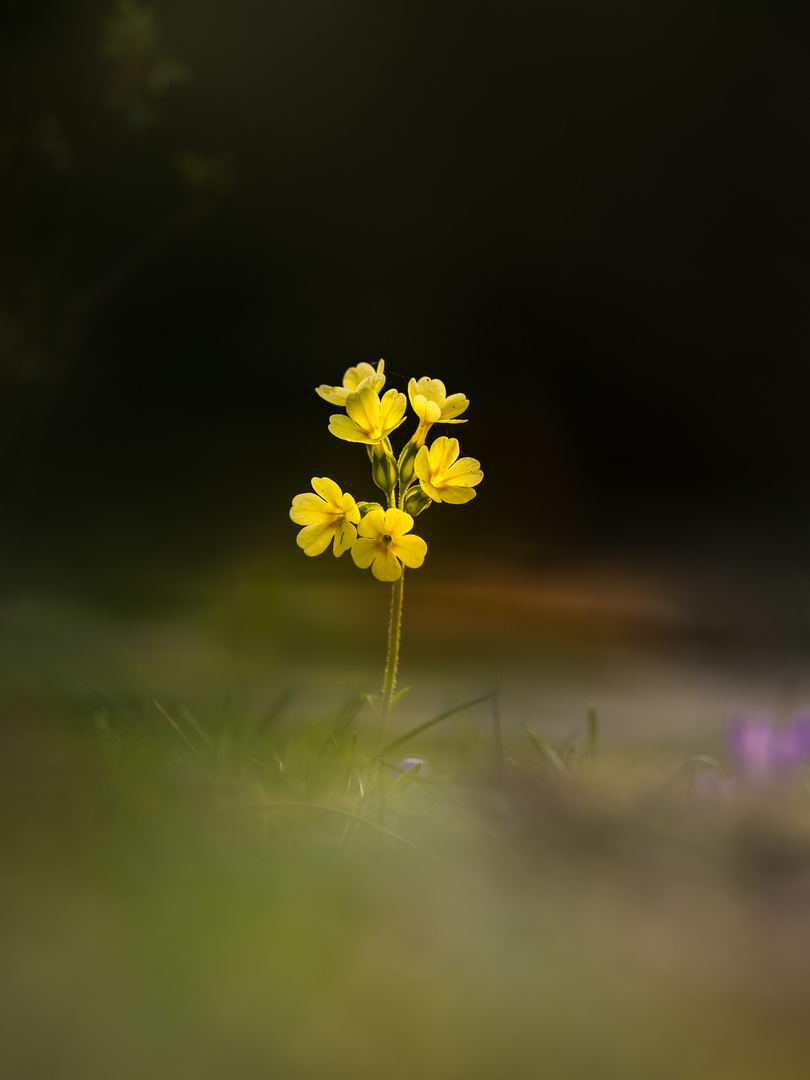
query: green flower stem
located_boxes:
[378,569,404,751]
[372,568,404,826]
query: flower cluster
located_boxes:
[290,359,483,580]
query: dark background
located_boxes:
[3,0,810,596]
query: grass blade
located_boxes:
[522,722,569,777]
[587,706,598,752]
[153,699,200,758]
[181,707,213,748]
[250,687,294,742]
[382,691,498,757]
[390,761,423,791]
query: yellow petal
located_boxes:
[342,493,361,524]
[354,372,386,395]
[371,547,402,581]
[418,478,445,502]
[433,436,460,472]
[351,537,380,568]
[315,385,352,405]
[422,378,447,404]
[358,509,386,539]
[413,445,431,484]
[383,507,413,538]
[290,492,331,525]
[296,521,335,556]
[439,393,469,420]
[433,486,476,504]
[378,389,408,434]
[393,533,427,567]
[412,376,445,404]
[311,476,343,507]
[414,394,441,423]
[343,364,385,395]
[443,459,483,486]
[344,362,378,389]
[345,383,381,436]
[333,519,357,557]
[328,414,374,443]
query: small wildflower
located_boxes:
[328,383,408,446]
[316,359,385,405]
[408,377,469,447]
[729,713,810,781]
[351,508,427,581]
[414,435,483,504]
[289,477,361,557]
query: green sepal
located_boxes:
[356,501,384,516]
[397,437,419,488]
[371,442,398,497]
[403,486,432,517]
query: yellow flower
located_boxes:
[316,359,385,405]
[328,382,408,445]
[408,376,469,446]
[351,508,427,581]
[289,477,361,557]
[414,436,483,504]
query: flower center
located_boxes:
[382,534,392,545]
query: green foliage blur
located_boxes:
[4,588,810,1079]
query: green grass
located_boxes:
[3,578,810,1079]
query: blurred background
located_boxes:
[7,8,810,1077]
[3,0,810,725]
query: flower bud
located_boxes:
[371,443,398,497]
[397,437,419,488]
[403,485,432,516]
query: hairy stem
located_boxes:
[373,570,404,825]
[378,570,404,748]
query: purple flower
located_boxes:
[729,713,810,780]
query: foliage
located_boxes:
[3,671,810,1080]
[101,0,190,126]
